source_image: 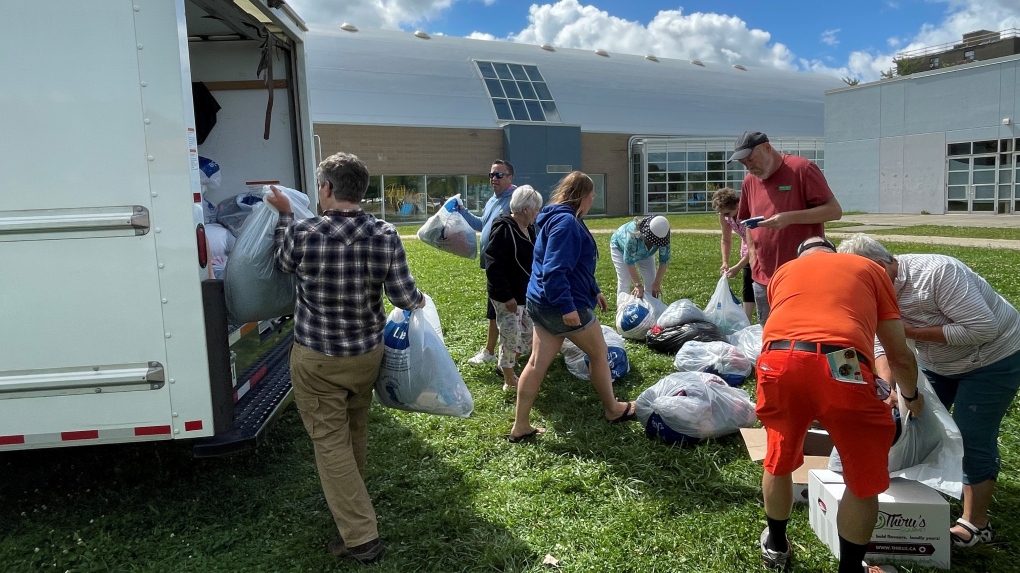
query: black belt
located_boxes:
[766,340,870,368]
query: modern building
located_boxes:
[894,28,1020,76]
[306,25,842,220]
[825,51,1020,215]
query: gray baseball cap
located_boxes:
[729,131,769,162]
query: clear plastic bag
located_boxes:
[561,325,629,381]
[828,368,963,498]
[656,299,706,328]
[216,192,264,236]
[615,292,667,340]
[703,276,751,335]
[635,372,758,445]
[727,323,764,363]
[224,186,313,324]
[416,194,477,259]
[673,340,753,387]
[375,296,473,418]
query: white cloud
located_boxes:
[285,0,454,29]
[841,0,1020,82]
[499,0,797,69]
[820,28,840,47]
[286,0,1020,84]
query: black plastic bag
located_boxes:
[645,320,726,355]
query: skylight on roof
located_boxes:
[475,61,561,123]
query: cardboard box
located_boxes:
[808,469,950,569]
[740,427,833,503]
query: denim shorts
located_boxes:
[526,300,596,336]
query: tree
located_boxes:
[842,76,860,86]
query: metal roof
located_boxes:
[307,25,844,137]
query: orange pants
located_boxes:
[756,347,895,498]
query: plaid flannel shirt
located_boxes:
[273,210,423,357]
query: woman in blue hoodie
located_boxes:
[508,172,636,442]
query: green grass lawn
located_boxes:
[866,225,1020,241]
[2,234,1020,572]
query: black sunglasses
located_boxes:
[489,172,507,179]
[796,238,836,256]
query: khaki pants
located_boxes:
[290,341,383,547]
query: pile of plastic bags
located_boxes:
[635,372,757,446]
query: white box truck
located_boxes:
[0,0,316,456]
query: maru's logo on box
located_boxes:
[876,510,926,531]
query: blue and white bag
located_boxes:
[673,340,753,387]
[375,296,473,418]
[616,292,666,340]
[561,325,630,381]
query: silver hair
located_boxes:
[835,233,895,263]
[510,185,543,214]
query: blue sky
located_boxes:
[288,0,1020,81]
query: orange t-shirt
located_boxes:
[763,252,900,365]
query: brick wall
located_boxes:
[314,124,504,175]
[581,132,632,216]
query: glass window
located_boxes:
[541,101,560,122]
[508,99,529,121]
[424,175,464,214]
[667,172,686,182]
[947,186,967,199]
[973,140,997,154]
[668,152,686,162]
[524,100,546,122]
[973,170,996,184]
[464,175,492,213]
[477,62,559,123]
[533,82,553,100]
[484,78,504,97]
[999,169,1012,183]
[492,99,513,120]
[648,153,666,164]
[494,63,513,80]
[501,80,522,99]
[948,158,969,171]
[947,172,969,185]
[973,157,996,169]
[1001,139,1013,153]
[999,185,1012,199]
[477,61,496,79]
[383,175,427,222]
[508,64,529,80]
[948,143,971,156]
[364,175,383,217]
[707,151,725,161]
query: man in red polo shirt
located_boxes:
[755,236,922,573]
[731,131,843,324]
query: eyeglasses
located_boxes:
[489,172,507,179]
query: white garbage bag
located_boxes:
[634,372,757,445]
[727,324,764,363]
[224,186,313,324]
[828,369,963,498]
[703,276,751,335]
[673,340,753,387]
[416,194,477,259]
[656,299,706,328]
[561,325,629,381]
[616,292,667,340]
[375,296,473,418]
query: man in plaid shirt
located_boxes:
[267,152,424,565]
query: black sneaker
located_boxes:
[760,527,791,571]
[329,537,385,565]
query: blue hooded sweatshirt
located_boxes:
[526,204,601,315]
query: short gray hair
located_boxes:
[835,233,894,263]
[316,152,370,203]
[510,185,542,214]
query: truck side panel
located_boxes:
[0,0,215,449]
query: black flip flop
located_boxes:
[608,401,637,424]
[507,428,544,443]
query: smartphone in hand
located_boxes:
[741,216,765,228]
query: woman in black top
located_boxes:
[484,185,543,391]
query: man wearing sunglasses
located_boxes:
[459,160,517,365]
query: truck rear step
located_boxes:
[192,333,293,457]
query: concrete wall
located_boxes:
[825,55,1020,214]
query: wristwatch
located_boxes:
[901,389,919,402]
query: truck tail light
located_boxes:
[196,224,208,268]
